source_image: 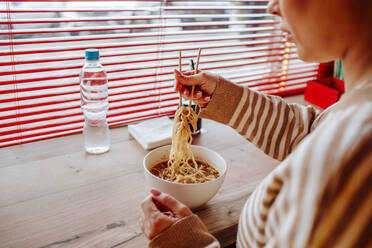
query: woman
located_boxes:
[139,0,372,247]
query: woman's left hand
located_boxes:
[139,188,192,240]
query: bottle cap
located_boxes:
[85,48,99,61]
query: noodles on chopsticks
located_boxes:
[158,49,219,184]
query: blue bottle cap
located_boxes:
[85,48,99,61]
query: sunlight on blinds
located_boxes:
[0,0,318,147]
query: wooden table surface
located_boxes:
[0,96,310,248]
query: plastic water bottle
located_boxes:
[80,49,110,154]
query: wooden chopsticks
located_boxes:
[190,48,202,107]
[178,48,202,108]
[178,50,182,107]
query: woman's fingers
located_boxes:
[150,188,161,196]
[181,70,197,76]
[174,69,204,87]
[139,190,192,240]
[141,195,157,214]
[140,195,177,240]
[174,69,217,97]
[180,87,211,107]
[183,88,189,98]
[150,189,192,218]
[203,95,211,102]
[175,80,181,92]
[150,190,180,213]
[181,87,207,100]
[194,90,203,99]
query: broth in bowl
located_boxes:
[143,145,227,209]
[150,160,220,184]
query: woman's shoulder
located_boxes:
[312,85,372,130]
[312,101,372,156]
[285,101,371,178]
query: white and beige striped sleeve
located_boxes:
[237,103,372,248]
[200,76,320,161]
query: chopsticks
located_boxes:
[179,50,182,107]
[178,48,202,108]
[190,48,202,107]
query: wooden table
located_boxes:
[0,96,310,248]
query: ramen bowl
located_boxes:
[143,145,227,209]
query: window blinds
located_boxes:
[0,0,318,148]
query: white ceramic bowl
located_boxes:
[143,145,227,209]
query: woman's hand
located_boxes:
[174,69,218,108]
[139,188,192,240]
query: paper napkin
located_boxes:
[128,116,173,150]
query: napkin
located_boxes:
[128,116,173,150]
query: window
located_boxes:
[0,0,318,147]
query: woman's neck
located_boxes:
[342,21,372,92]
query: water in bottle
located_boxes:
[80,49,110,154]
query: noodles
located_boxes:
[150,48,219,183]
[158,105,219,183]
[150,159,219,184]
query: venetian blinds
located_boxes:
[0,0,318,148]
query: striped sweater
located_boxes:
[149,76,372,248]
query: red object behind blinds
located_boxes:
[304,80,340,109]
[0,0,318,148]
[304,62,345,109]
